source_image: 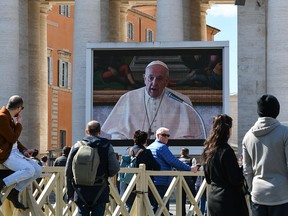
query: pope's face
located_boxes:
[144,65,169,98]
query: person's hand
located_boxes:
[190,165,198,173]
[15,114,22,124]
[24,149,36,157]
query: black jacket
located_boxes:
[204,143,249,216]
[130,144,160,171]
[65,135,120,205]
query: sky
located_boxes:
[206,4,238,94]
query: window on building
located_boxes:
[127,22,134,40]
[48,57,53,85]
[59,130,66,149]
[146,29,154,42]
[59,5,71,17]
[58,60,71,89]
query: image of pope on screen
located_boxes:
[101,60,206,140]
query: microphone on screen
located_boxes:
[165,91,186,104]
[165,91,207,138]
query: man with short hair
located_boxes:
[147,127,198,213]
[0,95,42,209]
[242,94,288,215]
[102,60,203,140]
[53,146,71,167]
[65,120,120,216]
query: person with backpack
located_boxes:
[65,120,120,216]
[123,130,160,212]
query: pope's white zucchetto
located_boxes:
[146,60,169,70]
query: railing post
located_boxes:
[176,173,183,216]
[55,170,63,216]
[135,164,146,216]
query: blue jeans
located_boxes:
[3,148,42,192]
[77,202,106,216]
[251,202,288,216]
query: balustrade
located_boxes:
[0,164,207,216]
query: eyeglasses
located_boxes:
[160,134,170,138]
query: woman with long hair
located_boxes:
[202,114,249,216]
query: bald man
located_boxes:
[102,60,203,140]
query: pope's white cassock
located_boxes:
[101,87,204,139]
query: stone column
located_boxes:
[156,0,183,41]
[200,4,209,41]
[28,0,41,149]
[0,0,20,100]
[190,0,201,41]
[39,3,50,153]
[110,0,121,42]
[238,0,267,151]
[18,0,30,145]
[267,0,288,121]
[100,0,110,41]
[72,0,102,143]
[120,5,129,42]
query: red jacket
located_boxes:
[0,106,26,163]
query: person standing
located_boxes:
[0,95,42,209]
[202,114,249,216]
[178,148,197,216]
[242,94,288,216]
[65,120,120,216]
[124,130,160,212]
[147,127,198,213]
[41,155,48,166]
[53,146,71,167]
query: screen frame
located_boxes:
[85,41,230,132]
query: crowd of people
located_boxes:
[1,60,287,216]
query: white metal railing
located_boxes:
[0,164,208,216]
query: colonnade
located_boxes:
[0,0,209,150]
[238,0,288,144]
[0,0,49,152]
[2,0,287,153]
[72,0,209,143]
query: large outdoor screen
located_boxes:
[86,41,229,154]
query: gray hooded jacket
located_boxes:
[242,117,288,205]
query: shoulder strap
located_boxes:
[72,178,107,207]
[135,148,143,157]
[129,147,134,156]
[129,146,143,157]
[76,140,88,147]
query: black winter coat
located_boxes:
[66,136,110,205]
[204,143,249,216]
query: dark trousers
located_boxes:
[251,202,288,216]
[182,178,196,216]
[151,185,169,214]
[76,201,106,216]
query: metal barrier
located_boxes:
[0,164,208,216]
